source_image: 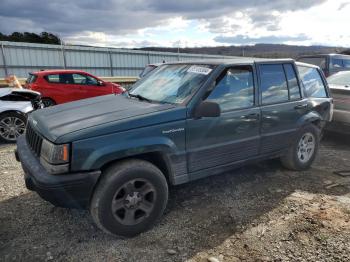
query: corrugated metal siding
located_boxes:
[0,41,237,78]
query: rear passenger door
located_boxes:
[44,73,80,104]
[258,63,307,154]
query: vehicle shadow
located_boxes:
[0,134,349,261]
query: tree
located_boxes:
[0,32,61,44]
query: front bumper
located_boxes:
[15,135,101,209]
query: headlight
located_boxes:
[40,139,70,164]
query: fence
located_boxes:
[0,41,236,78]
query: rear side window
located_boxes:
[331,58,343,68]
[343,59,350,68]
[260,64,289,104]
[283,64,301,100]
[298,66,328,98]
[298,57,326,70]
[331,58,350,69]
[45,74,74,84]
[45,74,60,83]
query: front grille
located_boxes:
[26,123,43,156]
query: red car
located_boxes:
[25,70,125,106]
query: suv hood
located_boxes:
[29,94,184,143]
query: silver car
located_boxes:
[326,71,350,133]
[298,54,350,77]
[0,88,42,142]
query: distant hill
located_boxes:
[137,44,348,59]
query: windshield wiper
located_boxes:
[128,93,153,103]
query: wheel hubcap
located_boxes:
[124,192,142,209]
[0,117,26,141]
[111,179,156,226]
[297,132,315,163]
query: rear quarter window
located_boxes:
[26,74,37,83]
[297,66,328,98]
[283,64,301,100]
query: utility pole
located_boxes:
[60,38,67,69]
[1,42,8,76]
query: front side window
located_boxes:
[206,66,254,111]
[298,66,327,98]
[260,64,289,104]
[130,64,215,104]
[72,74,98,85]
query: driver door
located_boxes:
[186,65,261,176]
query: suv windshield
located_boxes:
[328,71,350,86]
[130,64,215,104]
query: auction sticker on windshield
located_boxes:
[187,66,212,75]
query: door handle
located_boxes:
[294,104,308,110]
[241,113,260,120]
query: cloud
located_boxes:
[214,34,310,45]
[0,0,326,36]
[338,1,350,10]
[2,0,347,48]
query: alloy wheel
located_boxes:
[0,116,26,141]
[111,179,156,226]
[297,132,316,163]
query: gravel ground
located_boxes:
[0,133,350,262]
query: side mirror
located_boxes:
[194,101,221,118]
[97,80,105,86]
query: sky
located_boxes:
[0,0,350,48]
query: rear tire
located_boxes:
[42,98,56,107]
[281,125,320,171]
[0,112,27,143]
[90,159,168,237]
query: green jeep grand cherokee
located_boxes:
[16,59,333,237]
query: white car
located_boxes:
[0,88,42,142]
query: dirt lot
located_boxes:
[1,133,350,262]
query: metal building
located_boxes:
[0,41,235,78]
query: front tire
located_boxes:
[0,112,27,143]
[90,159,168,237]
[281,125,320,171]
